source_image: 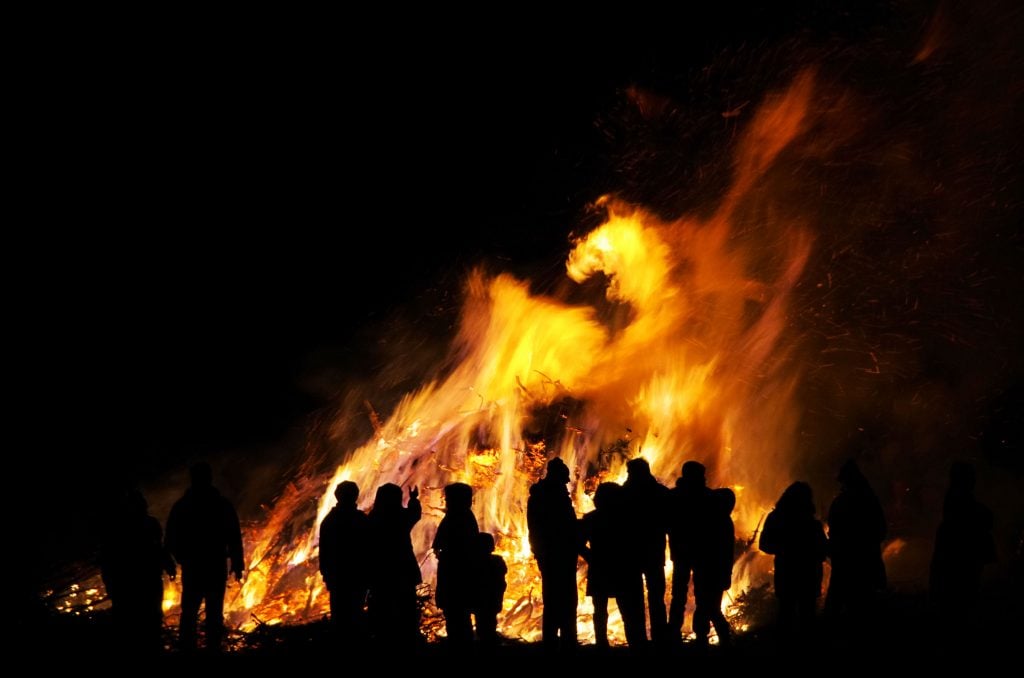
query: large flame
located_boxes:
[89,70,820,643]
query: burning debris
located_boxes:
[44,4,1024,651]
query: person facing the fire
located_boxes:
[825,459,887,626]
[366,483,422,648]
[929,461,996,619]
[319,480,370,642]
[473,532,507,650]
[621,457,672,645]
[759,481,828,642]
[99,488,175,654]
[668,459,712,641]
[692,487,736,648]
[164,461,244,651]
[526,457,579,652]
[579,481,645,650]
[432,482,479,649]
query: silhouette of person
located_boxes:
[165,462,244,651]
[929,461,996,619]
[366,483,422,648]
[526,457,579,652]
[432,482,480,649]
[580,482,645,650]
[668,460,712,641]
[622,457,671,644]
[825,459,887,625]
[473,532,507,650]
[99,488,175,653]
[759,481,827,641]
[319,480,370,642]
[693,487,735,648]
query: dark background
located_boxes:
[16,0,1023,591]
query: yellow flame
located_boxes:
[125,69,822,642]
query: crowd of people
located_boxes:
[98,456,996,654]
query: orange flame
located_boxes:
[163,69,821,642]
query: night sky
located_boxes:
[19,1,1023,593]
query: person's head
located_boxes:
[626,457,652,481]
[545,458,570,485]
[478,532,496,555]
[373,483,403,513]
[190,462,213,488]
[949,461,976,493]
[681,460,707,488]
[714,487,736,515]
[777,481,815,517]
[335,480,360,507]
[837,458,866,488]
[593,482,622,511]
[444,482,473,512]
[122,488,147,515]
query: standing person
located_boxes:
[692,487,735,648]
[930,461,996,619]
[319,480,370,642]
[825,459,887,625]
[99,488,176,653]
[526,458,579,652]
[366,483,422,648]
[621,457,671,644]
[759,481,828,642]
[668,460,712,641]
[473,532,507,651]
[165,462,244,651]
[432,482,479,650]
[579,482,645,650]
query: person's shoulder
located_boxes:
[218,493,239,512]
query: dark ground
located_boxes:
[23,587,1024,667]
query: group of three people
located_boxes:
[319,481,507,649]
[527,457,737,651]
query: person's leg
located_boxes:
[444,605,474,648]
[710,590,732,647]
[617,588,648,650]
[645,561,667,642]
[540,573,558,651]
[339,587,367,641]
[592,594,609,648]
[203,570,226,649]
[693,584,713,645]
[667,562,691,637]
[475,609,498,648]
[556,566,577,651]
[178,568,202,650]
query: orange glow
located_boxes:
[65,70,824,642]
